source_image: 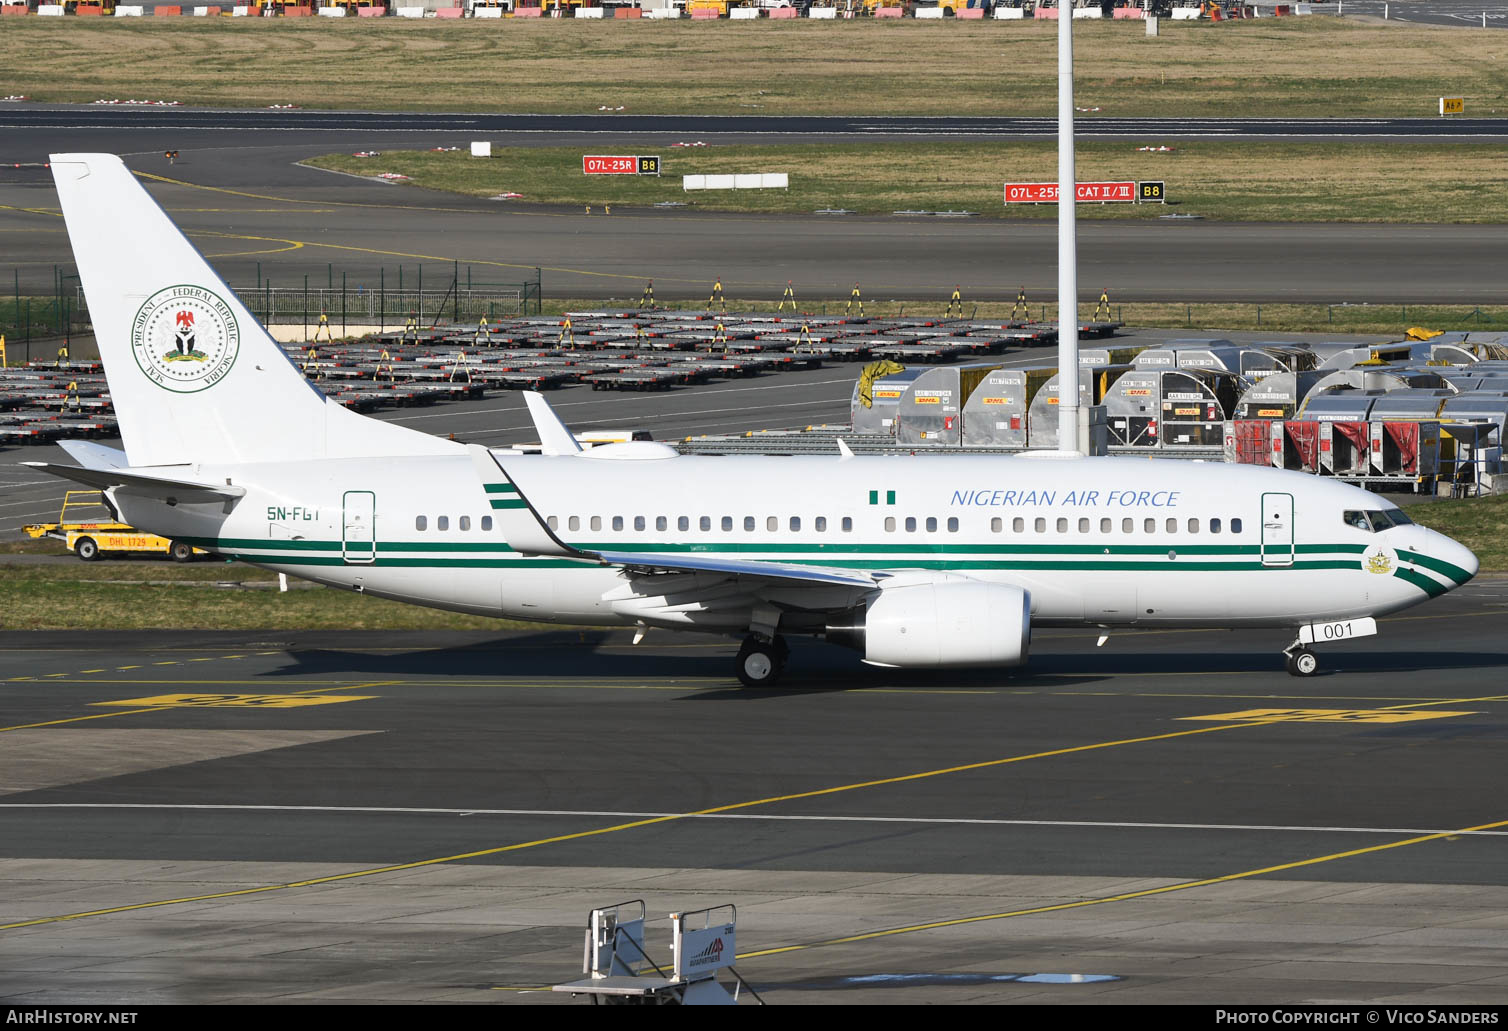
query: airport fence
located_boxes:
[237,262,545,332]
[1,264,544,362]
[1,267,90,363]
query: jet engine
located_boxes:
[826,577,1031,668]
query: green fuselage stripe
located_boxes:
[1394,565,1450,598]
[1398,549,1473,585]
[182,536,1376,559]
[183,534,1377,572]
[217,553,589,569]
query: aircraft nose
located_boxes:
[1411,526,1478,590]
[1440,533,1479,584]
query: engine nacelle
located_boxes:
[827,579,1031,668]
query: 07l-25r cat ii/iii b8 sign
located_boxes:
[31,155,1478,686]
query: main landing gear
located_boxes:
[1283,642,1319,677]
[736,634,789,688]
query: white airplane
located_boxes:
[30,154,1477,685]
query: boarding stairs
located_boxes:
[553,901,763,1006]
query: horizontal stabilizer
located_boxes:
[24,462,246,502]
[57,441,128,470]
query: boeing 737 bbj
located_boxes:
[29,155,1478,685]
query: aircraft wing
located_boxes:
[590,549,879,588]
[23,462,246,503]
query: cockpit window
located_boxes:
[1344,508,1413,532]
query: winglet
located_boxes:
[523,392,582,456]
[837,439,854,459]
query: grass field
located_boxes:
[1407,493,1508,573]
[309,140,1508,222]
[1,19,1505,117]
[0,559,560,631]
[531,297,1508,334]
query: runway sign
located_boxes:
[1139,180,1165,202]
[583,155,661,176]
[1440,97,1465,116]
[1004,181,1136,204]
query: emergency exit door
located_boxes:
[1260,492,1294,568]
[343,491,376,565]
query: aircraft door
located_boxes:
[342,490,376,565]
[1260,492,1294,568]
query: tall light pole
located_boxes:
[1056,0,1080,455]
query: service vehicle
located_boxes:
[23,489,207,562]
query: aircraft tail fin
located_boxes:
[48,154,457,467]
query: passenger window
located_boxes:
[815,517,826,532]
[1100,517,1111,533]
[1056,518,1068,533]
[415,515,427,531]
[612,516,624,531]
[1187,518,1199,534]
[678,516,689,532]
[1166,518,1177,533]
[1079,518,1090,533]
[633,516,645,531]
[905,517,917,532]
[947,517,958,533]
[721,516,733,531]
[482,516,493,531]
[437,516,449,531]
[1232,518,1243,534]
[885,517,896,532]
[925,517,937,532]
[1034,517,1046,533]
[1122,518,1133,533]
[1013,517,1024,533]
[1144,518,1156,534]
[991,517,1002,533]
[767,516,778,532]
[656,516,668,532]
[701,516,711,531]
[1210,517,1221,534]
[841,517,852,532]
[744,516,756,532]
[591,516,602,531]
[568,516,580,532]
[461,516,472,531]
[790,516,801,532]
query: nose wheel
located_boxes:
[1284,645,1319,677]
[736,635,789,687]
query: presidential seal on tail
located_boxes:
[130,285,240,393]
